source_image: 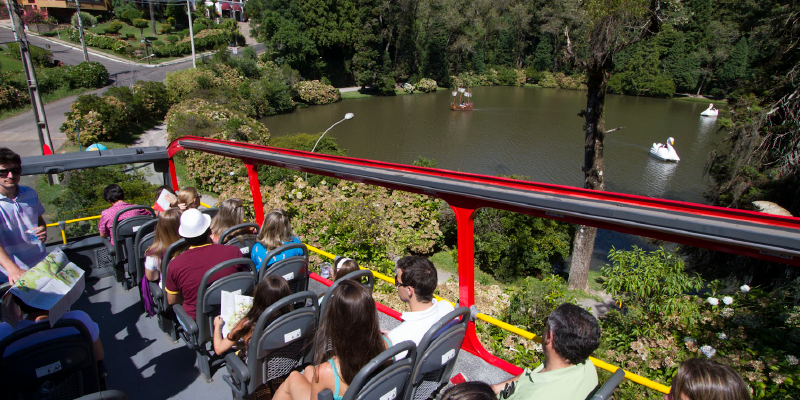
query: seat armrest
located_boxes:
[173,305,198,345]
[317,389,334,400]
[102,237,116,257]
[223,352,250,397]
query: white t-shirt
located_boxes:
[387,299,455,358]
[0,310,100,356]
[144,255,163,288]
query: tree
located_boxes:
[564,0,663,290]
[132,18,149,38]
[22,9,47,33]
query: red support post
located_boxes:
[246,163,265,227]
[451,204,524,376]
[168,158,179,191]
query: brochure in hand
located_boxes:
[1,248,85,328]
[220,289,253,338]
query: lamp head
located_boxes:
[344,113,354,120]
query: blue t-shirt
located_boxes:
[250,236,304,268]
[0,185,46,281]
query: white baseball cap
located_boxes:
[178,209,212,238]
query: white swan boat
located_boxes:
[650,137,680,162]
[701,103,719,117]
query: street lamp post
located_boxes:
[130,53,155,89]
[306,113,354,181]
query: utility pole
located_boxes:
[5,0,55,158]
[187,0,196,68]
[74,0,89,62]
[149,0,157,35]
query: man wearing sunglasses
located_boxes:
[492,303,601,400]
[0,148,48,284]
[385,255,455,358]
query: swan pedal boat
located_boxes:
[701,103,719,117]
[650,137,680,162]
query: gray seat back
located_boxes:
[405,307,470,400]
[219,223,260,256]
[196,258,258,346]
[588,368,625,400]
[258,242,309,294]
[341,340,417,400]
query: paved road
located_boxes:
[0,25,199,157]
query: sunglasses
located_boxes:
[394,274,408,287]
[500,381,516,399]
[0,167,21,178]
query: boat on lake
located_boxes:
[451,87,473,111]
[650,137,681,162]
[701,103,719,117]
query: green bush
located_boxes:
[416,78,437,93]
[472,207,572,282]
[257,133,345,187]
[60,94,130,144]
[104,86,141,120]
[292,80,341,105]
[67,61,108,89]
[104,21,123,34]
[133,81,172,119]
[159,22,172,34]
[132,18,149,36]
[242,77,295,117]
[0,82,30,110]
[167,35,179,44]
[71,11,97,28]
[37,67,72,93]
[120,8,143,24]
[153,40,164,47]
[69,27,129,53]
[377,75,396,95]
[6,42,52,67]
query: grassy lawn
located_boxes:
[341,91,373,100]
[88,20,177,44]
[0,49,24,74]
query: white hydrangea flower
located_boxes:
[683,337,696,344]
[723,296,733,305]
[786,355,798,366]
[718,332,727,340]
[707,297,719,306]
[700,345,716,358]
[740,285,750,293]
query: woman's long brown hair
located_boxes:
[145,208,182,261]
[229,275,291,345]
[313,280,385,384]
[211,198,244,239]
[256,209,294,250]
[670,358,751,400]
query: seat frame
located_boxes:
[174,258,258,382]
[318,269,375,318]
[258,242,309,294]
[107,205,155,288]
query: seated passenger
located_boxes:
[176,187,201,211]
[165,209,245,321]
[144,208,182,284]
[491,303,601,400]
[210,198,254,244]
[152,186,178,216]
[667,358,750,400]
[441,381,497,400]
[0,293,104,361]
[212,275,291,356]
[98,184,152,245]
[272,280,389,400]
[318,257,361,304]
[251,209,303,268]
[386,256,454,355]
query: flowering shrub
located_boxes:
[416,78,438,93]
[451,69,527,88]
[165,99,270,193]
[402,83,415,94]
[164,68,215,101]
[153,29,233,57]
[217,178,442,275]
[61,95,130,144]
[291,80,341,105]
[133,81,172,119]
[67,61,109,89]
[538,72,587,90]
[0,82,30,110]
[68,28,129,54]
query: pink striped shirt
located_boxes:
[98,201,151,244]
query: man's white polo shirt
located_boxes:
[387,299,455,358]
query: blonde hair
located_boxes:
[177,187,200,209]
[670,358,750,400]
[211,198,244,239]
[146,208,183,262]
[257,209,293,251]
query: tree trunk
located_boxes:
[568,62,609,290]
[150,1,157,36]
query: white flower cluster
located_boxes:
[740,284,750,293]
[683,337,696,344]
[707,297,719,306]
[786,355,798,366]
[717,332,727,340]
[722,296,733,305]
[700,345,716,358]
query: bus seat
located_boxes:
[109,205,155,289]
[75,390,129,400]
[223,291,319,400]
[0,283,9,319]
[0,318,101,399]
[587,368,625,400]
[318,340,417,400]
[404,307,470,400]
[174,258,258,382]
[258,242,309,294]
[154,238,187,342]
[318,270,374,318]
[132,219,158,288]
[201,207,219,219]
[219,223,260,256]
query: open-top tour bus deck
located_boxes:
[15,138,800,399]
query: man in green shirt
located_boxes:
[492,303,602,400]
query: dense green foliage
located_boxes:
[66,61,109,89]
[6,43,52,67]
[60,94,129,145]
[71,12,97,28]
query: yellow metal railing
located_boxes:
[305,244,671,394]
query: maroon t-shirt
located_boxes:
[165,244,244,320]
